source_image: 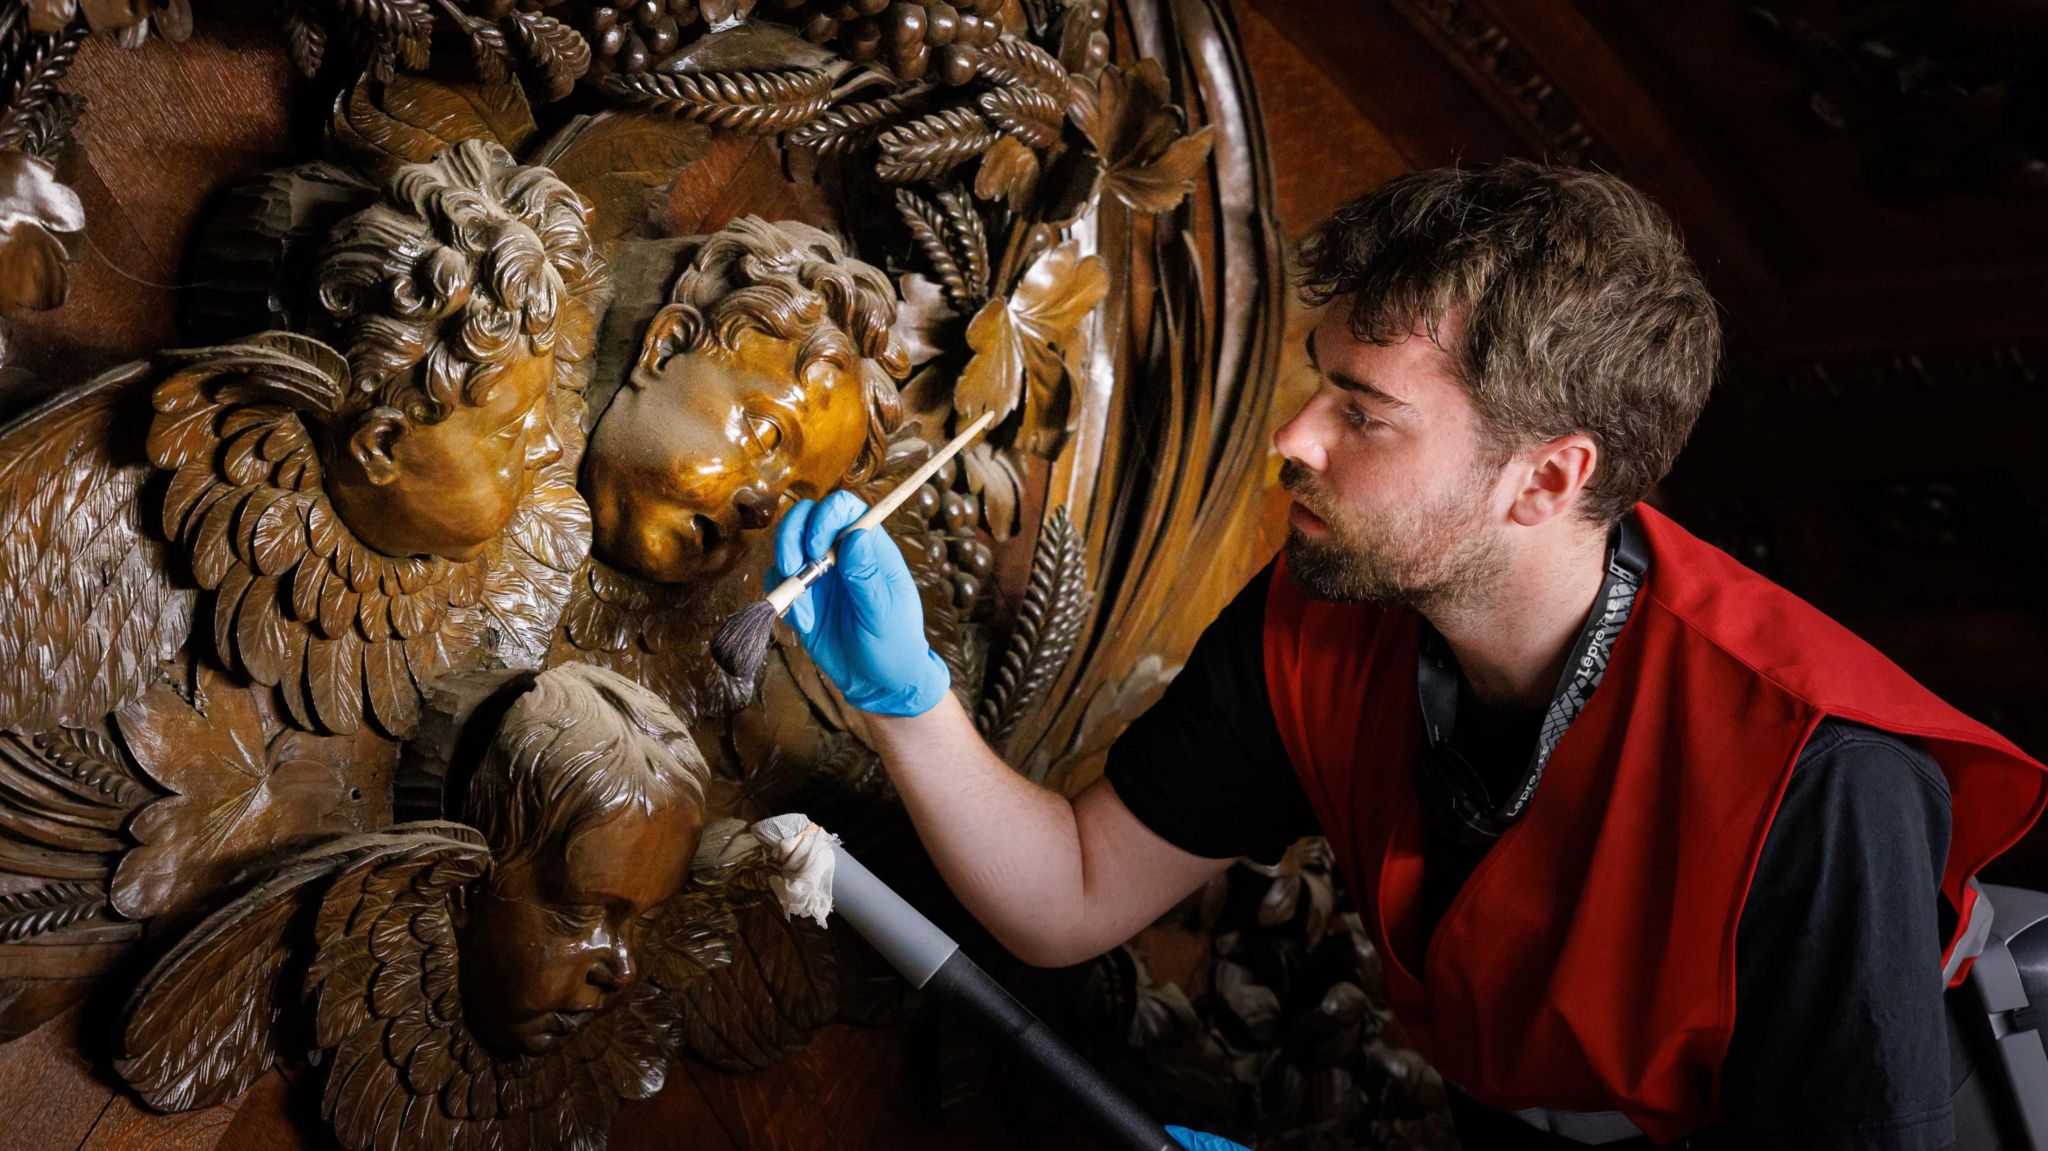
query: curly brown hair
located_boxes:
[316,138,606,428]
[649,216,909,486]
[1297,161,1721,525]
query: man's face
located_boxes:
[328,349,564,561]
[584,318,871,583]
[457,800,703,1057]
[1272,301,1512,611]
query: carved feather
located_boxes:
[117,825,477,1113]
[0,364,196,733]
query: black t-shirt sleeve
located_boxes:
[1709,718,1957,1151]
[1101,564,1319,865]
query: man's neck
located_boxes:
[1426,522,1611,710]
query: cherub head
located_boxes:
[584,217,909,582]
[315,137,604,561]
[454,663,708,1057]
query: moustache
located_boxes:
[1279,460,1330,518]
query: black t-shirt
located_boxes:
[1104,566,1958,1150]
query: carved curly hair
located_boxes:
[316,138,606,427]
[653,216,909,485]
[465,663,710,873]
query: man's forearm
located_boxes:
[865,693,1095,965]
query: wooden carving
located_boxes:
[117,662,794,1151]
[0,0,1320,1144]
[0,134,605,1040]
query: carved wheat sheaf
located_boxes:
[0,881,101,942]
[896,187,988,308]
[973,37,1070,98]
[977,506,1091,750]
[977,86,1063,150]
[602,68,834,134]
[787,93,914,155]
[875,107,998,184]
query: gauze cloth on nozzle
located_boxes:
[751,813,841,928]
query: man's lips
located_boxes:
[1288,499,1329,534]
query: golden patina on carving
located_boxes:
[584,216,907,584]
[118,662,795,1151]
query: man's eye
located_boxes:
[1344,403,1376,430]
[746,412,783,452]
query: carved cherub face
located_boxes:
[582,217,906,584]
[325,351,565,562]
[459,798,703,1056]
[454,663,712,1058]
[586,323,872,582]
[313,137,601,562]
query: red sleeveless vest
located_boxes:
[1262,503,2048,1141]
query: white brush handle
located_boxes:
[764,411,997,615]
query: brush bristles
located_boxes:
[712,599,781,681]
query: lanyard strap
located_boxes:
[1416,511,1650,834]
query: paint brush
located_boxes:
[710,410,997,681]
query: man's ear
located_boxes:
[635,304,694,383]
[1509,433,1599,527]
[347,406,408,487]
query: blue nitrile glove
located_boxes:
[1166,1127,1251,1151]
[771,492,952,717]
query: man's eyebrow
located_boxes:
[1305,333,1412,410]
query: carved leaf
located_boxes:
[786,92,912,155]
[526,111,710,246]
[109,663,394,921]
[974,37,1069,98]
[888,272,956,368]
[0,367,195,733]
[1067,58,1214,214]
[329,73,537,183]
[978,86,1063,150]
[978,505,1090,748]
[953,240,1107,445]
[601,68,834,135]
[975,134,1041,202]
[875,107,997,184]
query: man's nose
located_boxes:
[733,484,776,530]
[1273,398,1328,472]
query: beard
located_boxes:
[1279,457,1510,613]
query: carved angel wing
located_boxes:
[668,818,839,1073]
[116,823,482,1112]
[0,362,196,732]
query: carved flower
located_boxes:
[954,239,1108,456]
[1066,57,1214,214]
[109,662,394,922]
[0,150,83,313]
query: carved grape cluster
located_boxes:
[798,0,1006,85]
[577,0,707,76]
[903,452,992,610]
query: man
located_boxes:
[771,162,2048,1148]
